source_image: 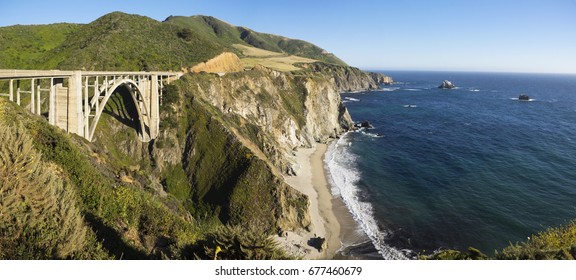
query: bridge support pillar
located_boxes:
[69,71,84,137]
[30,79,35,115]
[54,72,83,137]
[150,75,159,139]
[9,79,13,102]
[49,78,57,125]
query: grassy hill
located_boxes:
[164,15,347,66]
[0,12,346,71]
[0,23,80,69]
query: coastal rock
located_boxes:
[307,236,327,252]
[369,72,394,85]
[518,94,530,101]
[301,62,391,92]
[355,121,372,129]
[438,80,455,89]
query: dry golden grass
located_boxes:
[233,44,317,72]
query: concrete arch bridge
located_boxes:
[0,70,182,142]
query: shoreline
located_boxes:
[277,142,365,259]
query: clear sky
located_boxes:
[1,0,575,73]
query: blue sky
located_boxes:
[1,0,575,73]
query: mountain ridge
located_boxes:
[0,11,347,71]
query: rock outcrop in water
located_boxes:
[438,80,455,89]
[518,94,531,101]
[369,72,394,85]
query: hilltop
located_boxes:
[0,12,346,71]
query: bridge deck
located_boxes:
[0,69,182,79]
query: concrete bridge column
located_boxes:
[150,74,159,139]
[16,80,20,105]
[68,71,84,137]
[49,78,56,125]
[30,79,35,115]
[36,83,41,115]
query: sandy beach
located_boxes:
[276,143,360,259]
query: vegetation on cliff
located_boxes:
[421,220,576,260]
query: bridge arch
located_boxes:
[88,78,151,142]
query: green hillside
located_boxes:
[164,15,347,66]
[0,23,80,69]
[0,12,346,71]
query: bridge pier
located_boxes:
[9,79,13,102]
[150,74,159,139]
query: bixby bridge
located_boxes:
[0,70,182,142]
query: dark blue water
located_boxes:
[329,71,576,259]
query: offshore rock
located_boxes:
[354,121,372,129]
[518,94,530,101]
[439,80,455,89]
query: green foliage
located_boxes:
[0,23,80,69]
[420,220,576,260]
[0,99,199,259]
[162,164,191,201]
[0,100,106,259]
[160,83,180,113]
[1,12,348,71]
[420,247,489,260]
[191,225,292,260]
[176,28,194,41]
[496,220,576,260]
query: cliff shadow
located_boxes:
[84,213,149,260]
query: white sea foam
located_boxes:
[377,87,400,92]
[344,97,360,102]
[325,134,407,260]
[403,88,422,92]
[510,98,536,102]
[360,130,384,138]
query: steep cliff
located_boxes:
[148,64,362,235]
[301,62,393,92]
[170,66,353,171]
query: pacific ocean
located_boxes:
[329,71,576,259]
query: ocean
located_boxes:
[328,71,576,259]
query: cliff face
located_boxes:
[369,71,394,85]
[178,66,353,171]
[301,62,393,92]
[146,64,375,235]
